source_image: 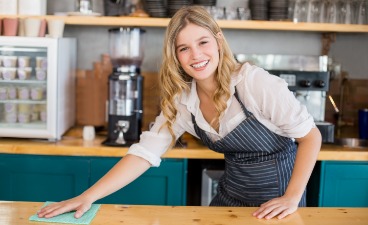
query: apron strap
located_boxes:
[234,87,253,118]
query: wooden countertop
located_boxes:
[1,201,368,225]
[0,128,367,161]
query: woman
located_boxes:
[38,5,321,220]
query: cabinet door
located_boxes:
[0,154,90,202]
[90,158,187,205]
[319,161,368,207]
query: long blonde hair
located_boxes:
[159,5,239,147]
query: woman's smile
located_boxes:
[191,60,209,69]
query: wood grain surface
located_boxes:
[1,201,367,225]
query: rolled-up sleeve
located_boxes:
[243,65,315,139]
[127,130,173,167]
[126,110,187,167]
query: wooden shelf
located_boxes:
[2,15,368,32]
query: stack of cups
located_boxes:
[35,56,47,81]
[1,56,17,80]
[17,56,32,80]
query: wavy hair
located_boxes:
[159,5,239,147]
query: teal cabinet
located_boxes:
[0,154,90,202]
[90,158,187,206]
[318,161,368,207]
[0,154,187,206]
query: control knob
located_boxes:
[300,80,311,87]
[314,80,326,88]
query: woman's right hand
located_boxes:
[37,195,93,219]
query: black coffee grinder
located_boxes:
[103,27,145,146]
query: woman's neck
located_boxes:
[196,78,217,99]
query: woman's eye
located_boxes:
[179,47,188,52]
[200,41,208,45]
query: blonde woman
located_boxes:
[38,5,321,220]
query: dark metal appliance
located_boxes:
[102,27,145,146]
[267,70,334,143]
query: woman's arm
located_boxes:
[37,154,151,218]
[253,127,322,219]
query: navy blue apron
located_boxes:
[192,88,306,207]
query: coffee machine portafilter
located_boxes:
[102,27,145,146]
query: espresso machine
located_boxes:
[267,70,334,143]
[102,27,145,146]
[235,54,335,143]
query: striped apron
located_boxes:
[192,89,306,207]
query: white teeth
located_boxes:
[192,60,208,68]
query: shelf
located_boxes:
[0,121,46,129]
[2,15,368,32]
[0,46,47,53]
[0,99,46,104]
[0,79,47,84]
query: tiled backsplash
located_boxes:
[325,73,368,138]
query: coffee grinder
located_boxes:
[102,27,145,146]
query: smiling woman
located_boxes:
[36,5,321,221]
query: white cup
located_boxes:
[47,19,65,38]
[24,18,41,37]
[83,125,95,141]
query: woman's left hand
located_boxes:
[252,196,299,220]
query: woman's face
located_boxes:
[175,23,220,82]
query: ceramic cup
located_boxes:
[3,18,18,36]
[47,19,65,38]
[83,125,95,141]
[24,18,42,37]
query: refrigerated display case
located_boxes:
[0,37,76,140]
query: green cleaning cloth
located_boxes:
[29,202,101,224]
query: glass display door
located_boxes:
[0,45,48,130]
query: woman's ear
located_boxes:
[216,32,223,51]
[216,32,223,39]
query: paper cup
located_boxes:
[7,86,17,100]
[17,67,32,80]
[18,112,31,123]
[2,56,17,67]
[35,68,47,80]
[0,87,7,100]
[30,86,45,100]
[83,125,96,141]
[18,56,31,68]
[18,86,30,100]
[2,67,17,80]
[36,57,47,69]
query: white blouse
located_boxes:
[127,63,315,167]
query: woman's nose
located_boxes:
[191,47,202,59]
